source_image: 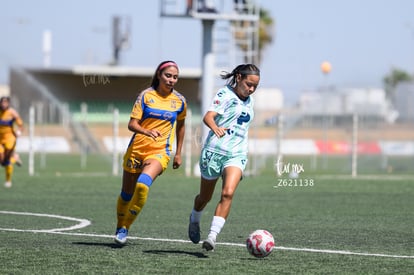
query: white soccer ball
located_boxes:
[246,229,275,258]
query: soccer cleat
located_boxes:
[114,227,128,245]
[4,181,12,188]
[202,237,216,251]
[188,216,200,244]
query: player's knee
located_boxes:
[221,191,234,201]
[197,193,213,205]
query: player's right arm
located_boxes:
[128,91,161,140]
[203,111,226,138]
[128,118,161,140]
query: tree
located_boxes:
[383,68,413,100]
[257,8,274,63]
[233,6,274,64]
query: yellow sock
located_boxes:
[124,183,149,230]
[10,156,16,165]
[116,195,132,229]
[5,165,13,182]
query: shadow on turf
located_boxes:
[71,242,209,257]
[143,249,208,258]
[72,241,125,249]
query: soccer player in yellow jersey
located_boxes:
[0,96,24,188]
[114,61,187,245]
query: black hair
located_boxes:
[0,96,10,102]
[150,60,178,89]
[220,64,260,87]
[0,96,10,111]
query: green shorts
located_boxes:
[199,148,248,180]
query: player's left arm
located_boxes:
[172,118,185,169]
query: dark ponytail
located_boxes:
[220,64,260,87]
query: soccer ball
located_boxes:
[246,229,275,258]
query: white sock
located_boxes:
[190,209,203,223]
[208,216,226,240]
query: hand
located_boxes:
[172,155,182,169]
[146,129,162,140]
[213,127,228,138]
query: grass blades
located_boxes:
[0,154,413,274]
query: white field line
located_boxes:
[0,210,91,232]
[0,211,413,259]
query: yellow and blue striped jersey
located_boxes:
[128,88,187,156]
[0,107,22,137]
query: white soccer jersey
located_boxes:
[203,85,254,156]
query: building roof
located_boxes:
[25,65,202,78]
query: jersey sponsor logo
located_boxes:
[149,111,162,118]
[163,112,173,120]
[237,111,250,125]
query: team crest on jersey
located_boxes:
[171,100,176,109]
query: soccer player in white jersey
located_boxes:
[188,64,260,251]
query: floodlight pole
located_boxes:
[159,0,261,175]
[200,19,215,142]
